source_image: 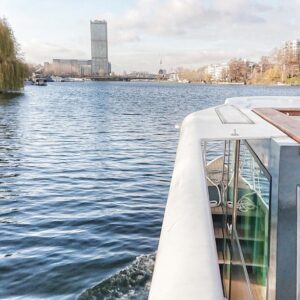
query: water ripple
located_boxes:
[1,82,300,299]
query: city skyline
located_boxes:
[1,0,300,73]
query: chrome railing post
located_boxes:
[232,139,240,233]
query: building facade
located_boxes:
[90,20,109,76]
[44,59,92,76]
[280,39,300,77]
[205,63,229,81]
[283,39,300,56]
[43,20,110,77]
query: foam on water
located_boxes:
[78,254,155,300]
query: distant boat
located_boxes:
[61,77,84,82]
[33,78,47,86]
[50,76,63,82]
[178,79,191,84]
[276,82,291,86]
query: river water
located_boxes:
[0,82,299,299]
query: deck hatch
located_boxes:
[215,105,254,124]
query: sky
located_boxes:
[1,0,300,73]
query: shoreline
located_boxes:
[29,78,300,87]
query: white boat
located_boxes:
[50,76,63,82]
[33,78,47,86]
[178,79,191,84]
[149,96,300,300]
[61,77,84,82]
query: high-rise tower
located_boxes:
[90,20,109,76]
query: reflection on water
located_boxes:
[0,82,300,299]
[0,91,23,102]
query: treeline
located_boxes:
[177,48,300,85]
[0,18,27,93]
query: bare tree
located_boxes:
[228,59,248,83]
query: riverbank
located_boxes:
[179,80,300,86]
[212,81,298,86]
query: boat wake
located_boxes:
[78,254,155,300]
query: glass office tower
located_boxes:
[90,20,109,76]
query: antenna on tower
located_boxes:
[158,57,165,81]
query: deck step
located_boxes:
[213,226,265,242]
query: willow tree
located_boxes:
[0,18,27,93]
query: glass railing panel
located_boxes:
[230,229,253,300]
[235,141,270,300]
[205,140,233,297]
[207,140,270,300]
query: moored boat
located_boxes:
[33,78,47,86]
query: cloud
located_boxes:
[5,0,300,72]
[102,0,300,72]
[107,0,208,39]
[106,0,273,42]
[21,40,89,64]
